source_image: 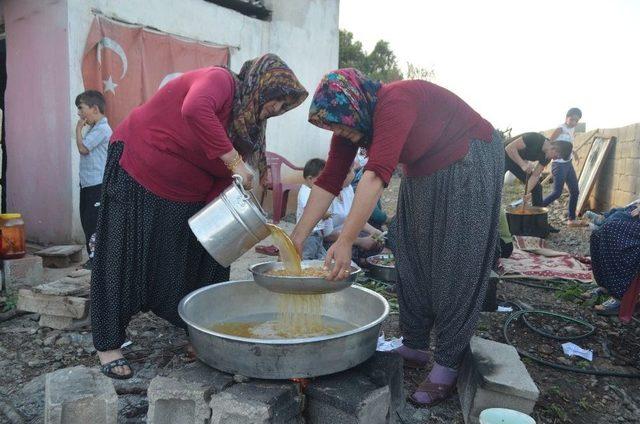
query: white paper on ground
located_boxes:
[376,332,403,351]
[121,341,133,349]
[497,306,514,312]
[562,342,593,361]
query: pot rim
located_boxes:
[178,280,390,345]
[505,205,549,215]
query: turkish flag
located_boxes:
[81,16,229,127]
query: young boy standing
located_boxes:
[542,108,583,226]
[75,90,112,267]
[297,158,333,260]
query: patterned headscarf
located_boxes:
[308,68,382,147]
[227,54,308,178]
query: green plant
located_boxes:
[1,292,18,313]
[555,284,585,302]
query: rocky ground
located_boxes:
[0,175,638,423]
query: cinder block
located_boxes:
[35,245,83,268]
[210,381,302,424]
[44,366,117,424]
[305,370,391,424]
[39,313,91,330]
[147,376,212,424]
[2,255,43,290]
[355,351,405,417]
[457,337,539,424]
[17,289,89,318]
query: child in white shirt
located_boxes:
[297,159,333,260]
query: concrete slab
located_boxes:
[216,380,303,423]
[2,255,43,290]
[17,289,89,318]
[44,366,117,424]
[147,376,212,424]
[305,369,391,424]
[457,337,540,424]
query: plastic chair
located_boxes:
[619,273,640,324]
[260,151,303,224]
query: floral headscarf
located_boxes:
[227,54,308,178]
[308,68,382,147]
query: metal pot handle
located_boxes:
[232,174,251,200]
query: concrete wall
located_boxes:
[4,0,338,244]
[573,123,640,211]
[3,0,74,243]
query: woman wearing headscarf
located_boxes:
[291,69,503,407]
[92,54,308,379]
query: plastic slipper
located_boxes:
[580,286,607,300]
[100,358,133,380]
[408,379,456,408]
[255,245,279,256]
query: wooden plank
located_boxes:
[16,289,89,319]
[576,137,615,215]
[35,245,83,258]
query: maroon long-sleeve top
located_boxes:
[315,80,495,196]
[112,67,236,202]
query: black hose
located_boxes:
[502,307,640,378]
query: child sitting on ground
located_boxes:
[297,159,333,260]
[324,163,384,265]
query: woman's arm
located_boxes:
[324,170,384,280]
[526,163,546,192]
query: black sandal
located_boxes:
[100,358,134,380]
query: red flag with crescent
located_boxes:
[81,16,230,127]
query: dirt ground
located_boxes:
[1,174,639,423]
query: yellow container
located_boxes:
[0,213,26,259]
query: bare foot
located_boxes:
[182,343,197,363]
[97,349,131,377]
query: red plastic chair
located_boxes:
[619,273,640,324]
[260,151,303,224]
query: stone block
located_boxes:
[165,360,234,394]
[305,370,391,424]
[147,376,212,424]
[2,255,43,290]
[618,175,638,193]
[17,288,89,318]
[355,351,405,416]
[39,313,91,330]
[457,337,539,424]
[35,245,84,268]
[210,381,302,424]
[34,277,90,296]
[44,365,117,424]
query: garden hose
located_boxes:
[502,305,640,378]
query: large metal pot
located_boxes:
[178,280,389,379]
[189,176,269,267]
[505,206,550,239]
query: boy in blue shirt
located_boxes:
[75,90,112,268]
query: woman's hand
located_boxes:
[233,161,254,190]
[290,230,306,257]
[324,238,354,281]
[357,235,382,251]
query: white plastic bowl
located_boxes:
[479,408,536,424]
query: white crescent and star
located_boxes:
[96,37,128,94]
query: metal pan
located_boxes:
[249,260,361,294]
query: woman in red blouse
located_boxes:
[92,54,307,380]
[291,69,503,407]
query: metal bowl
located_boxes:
[249,260,361,294]
[366,254,398,283]
[178,280,389,378]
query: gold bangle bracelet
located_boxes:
[224,153,242,171]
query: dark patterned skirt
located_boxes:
[590,218,640,298]
[90,142,229,351]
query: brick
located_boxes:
[35,245,84,269]
[457,337,539,424]
[2,255,43,290]
[210,381,302,424]
[39,313,91,330]
[44,366,117,424]
[355,351,405,417]
[17,289,89,318]
[147,376,212,424]
[305,370,391,424]
[164,361,234,394]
